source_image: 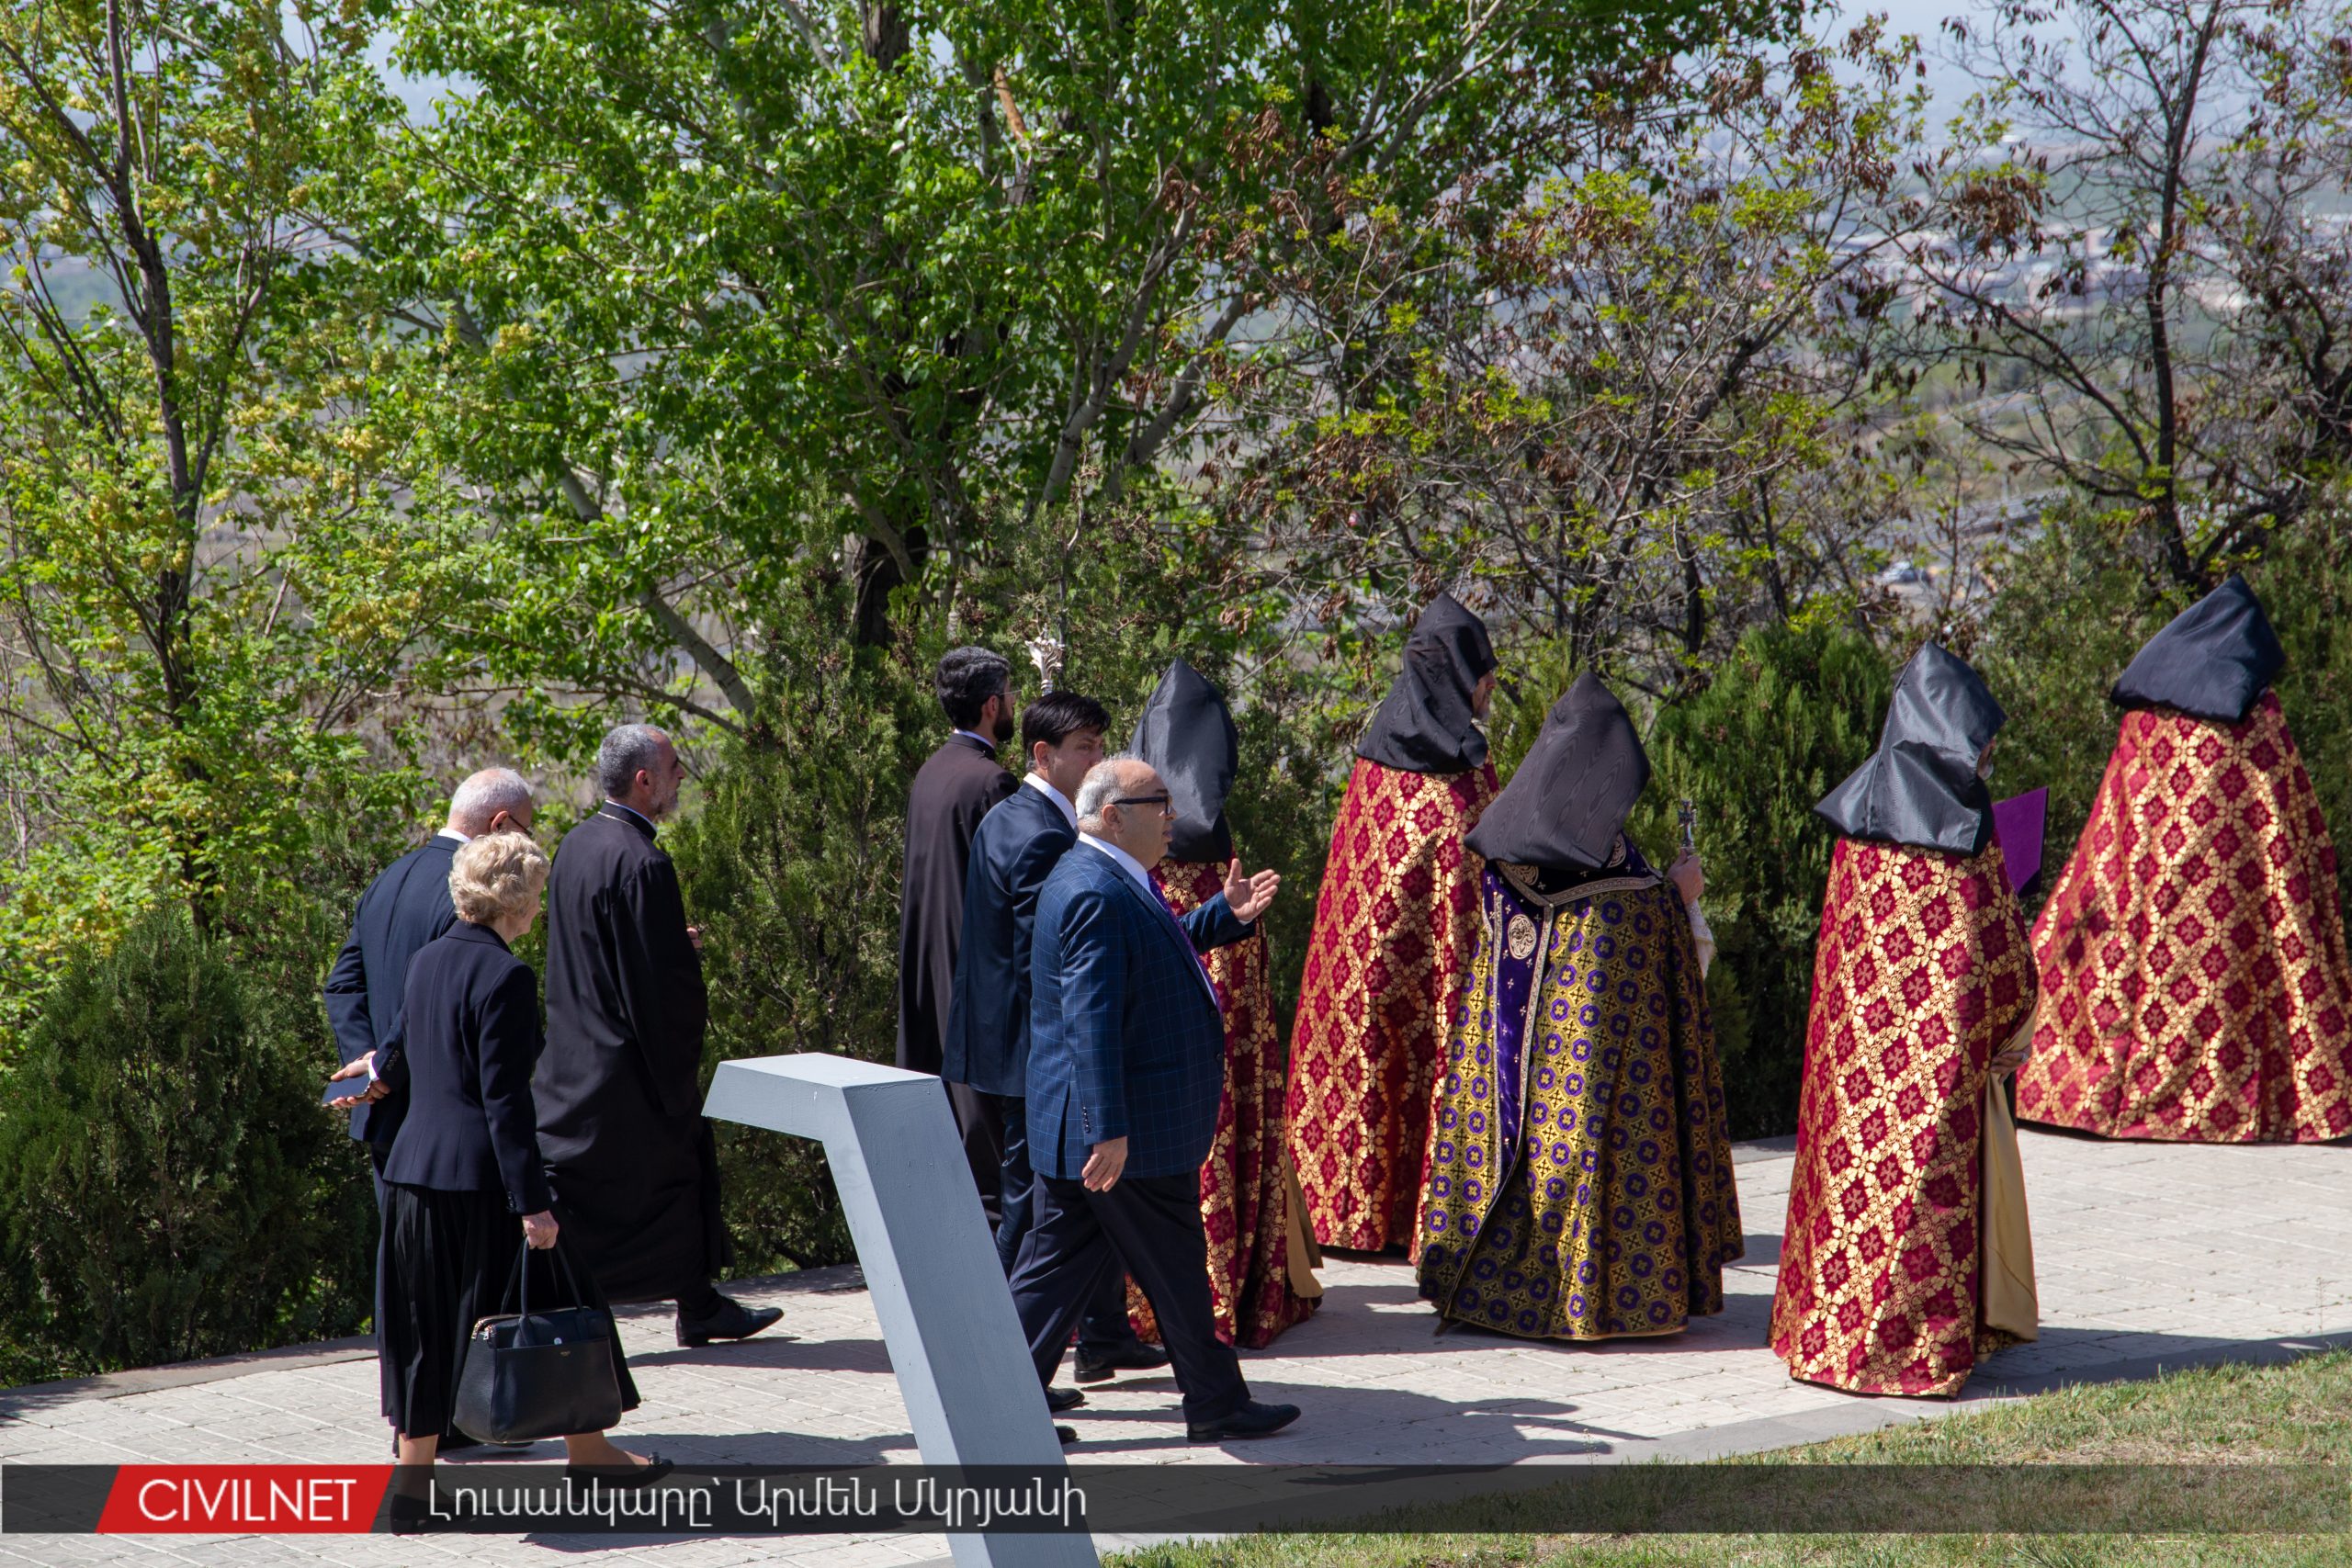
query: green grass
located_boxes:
[1109,1350,2352,1568]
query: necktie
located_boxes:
[1148,874,1222,1006]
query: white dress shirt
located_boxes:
[436,827,469,845]
[1079,832,1155,894]
[952,728,998,749]
[1023,772,1078,828]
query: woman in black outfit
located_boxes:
[371,830,662,1480]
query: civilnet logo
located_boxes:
[96,1467,390,1533]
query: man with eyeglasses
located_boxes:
[326,766,537,1183]
[1012,754,1302,1443]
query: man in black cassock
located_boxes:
[898,648,1021,1221]
[537,722,782,1347]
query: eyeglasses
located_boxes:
[1112,794,1178,818]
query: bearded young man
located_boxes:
[899,647,1023,1213]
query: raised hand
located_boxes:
[1667,851,1705,908]
[1222,857,1282,922]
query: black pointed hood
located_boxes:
[1465,673,1649,872]
[2108,574,2285,725]
[1815,643,2006,855]
[1356,592,1498,774]
[1129,657,1238,864]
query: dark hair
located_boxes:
[935,647,1012,729]
[1023,692,1111,755]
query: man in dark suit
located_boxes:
[1012,755,1302,1442]
[899,647,1021,1221]
[537,722,781,1348]
[945,693,1159,1388]
[324,768,537,1179]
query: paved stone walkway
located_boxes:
[5,1127,2349,1565]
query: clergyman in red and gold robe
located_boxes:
[1771,644,2041,1399]
[2015,575,2352,1142]
[1131,658,1323,1347]
[1287,593,1501,1253]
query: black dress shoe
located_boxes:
[676,1295,784,1347]
[1045,1384,1087,1413]
[1074,1341,1170,1382]
[1187,1401,1301,1443]
[1056,1425,1079,1446]
[387,1486,458,1533]
[564,1455,676,1489]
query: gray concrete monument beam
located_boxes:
[703,1054,1101,1568]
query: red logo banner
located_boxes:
[96,1466,392,1533]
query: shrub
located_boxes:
[0,908,370,1379]
[669,626,937,1274]
[1630,620,1894,1138]
[1971,510,2177,922]
[1977,506,2352,922]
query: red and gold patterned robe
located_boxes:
[1770,838,2039,1397]
[1128,858,1322,1348]
[2014,693,2352,1142]
[1286,756,1501,1252]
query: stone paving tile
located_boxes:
[4,1130,2350,1565]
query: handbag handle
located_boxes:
[500,1236,594,1346]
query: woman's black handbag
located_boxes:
[453,1241,624,1443]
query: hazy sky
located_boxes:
[1861,0,2009,121]
[372,0,2026,134]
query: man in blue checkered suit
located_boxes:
[1012,754,1304,1443]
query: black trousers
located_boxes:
[945,1080,1004,1227]
[992,1095,1138,1354]
[1010,1172,1247,1425]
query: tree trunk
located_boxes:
[851,518,928,647]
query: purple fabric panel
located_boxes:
[1487,867,1542,1170]
[1991,786,2048,894]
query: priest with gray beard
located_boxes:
[536,721,782,1347]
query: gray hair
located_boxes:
[446,767,533,836]
[1073,754,1143,834]
[595,723,671,799]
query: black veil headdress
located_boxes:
[1357,592,1498,775]
[1464,673,1649,873]
[1815,644,2006,855]
[1130,657,1239,863]
[2109,574,2285,725]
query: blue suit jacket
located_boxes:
[379,922,555,1215]
[944,784,1073,1096]
[322,837,458,1149]
[1026,844,1251,1181]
